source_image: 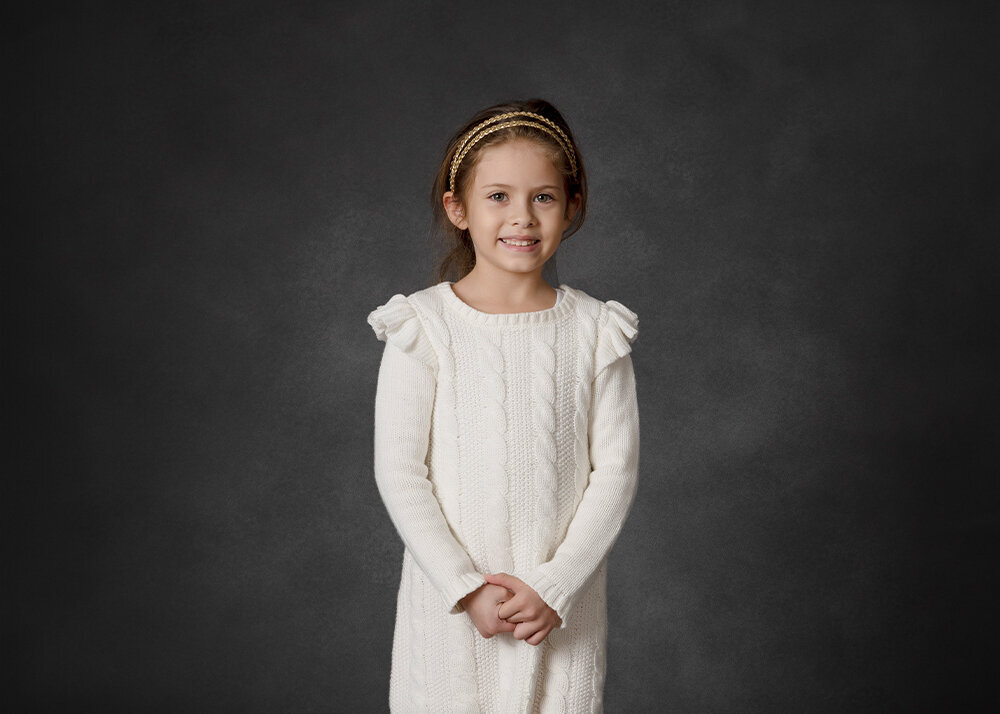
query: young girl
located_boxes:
[367,99,640,712]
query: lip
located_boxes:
[498,235,541,252]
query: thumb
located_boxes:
[484,572,522,592]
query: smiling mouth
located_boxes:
[499,238,540,246]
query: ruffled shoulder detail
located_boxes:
[367,293,437,371]
[594,299,639,376]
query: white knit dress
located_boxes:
[367,281,640,713]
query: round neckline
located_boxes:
[438,281,576,325]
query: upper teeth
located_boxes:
[501,238,537,246]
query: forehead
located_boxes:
[470,139,563,185]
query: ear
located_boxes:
[442,191,468,230]
[563,192,582,229]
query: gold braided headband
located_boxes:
[448,111,579,192]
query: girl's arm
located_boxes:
[522,352,640,628]
[373,340,487,614]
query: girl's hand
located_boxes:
[484,572,562,646]
[459,583,518,639]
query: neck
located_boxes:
[454,265,556,312]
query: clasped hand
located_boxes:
[458,572,562,646]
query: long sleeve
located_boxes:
[522,351,641,628]
[373,340,487,614]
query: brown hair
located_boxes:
[430,99,588,284]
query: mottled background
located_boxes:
[9,1,996,710]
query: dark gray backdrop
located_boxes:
[10,1,997,711]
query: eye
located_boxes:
[534,193,555,203]
[489,192,507,202]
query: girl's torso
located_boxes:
[381,281,633,576]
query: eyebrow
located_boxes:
[481,183,563,191]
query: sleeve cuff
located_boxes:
[522,568,574,629]
[445,572,488,615]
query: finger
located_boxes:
[497,596,528,622]
[513,619,543,642]
[527,625,552,646]
[484,572,523,592]
[504,610,528,624]
[491,601,515,630]
[485,582,515,598]
[496,599,514,621]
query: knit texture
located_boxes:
[368,281,640,713]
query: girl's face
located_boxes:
[444,139,580,279]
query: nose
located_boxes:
[508,196,537,227]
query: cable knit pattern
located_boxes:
[533,321,558,563]
[368,282,640,713]
[527,321,566,712]
[539,632,572,712]
[572,300,600,510]
[409,297,481,712]
[409,561,427,710]
[479,326,515,575]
